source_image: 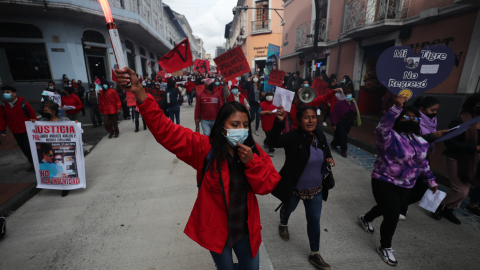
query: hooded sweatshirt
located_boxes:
[259,100,277,132]
[418,111,437,154]
[0,97,37,134]
[61,93,83,115]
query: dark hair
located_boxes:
[64,86,74,94]
[208,101,259,172]
[207,83,214,92]
[321,74,330,83]
[461,93,480,114]
[329,74,337,81]
[343,75,352,84]
[266,91,274,96]
[48,80,55,85]
[392,106,421,136]
[42,102,60,117]
[1,85,16,93]
[413,96,439,111]
[296,105,317,128]
[39,143,53,156]
[167,78,176,89]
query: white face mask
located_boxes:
[253,78,259,83]
[223,128,249,147]
[266,96,273,101]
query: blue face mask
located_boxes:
[231,89,239,95]
[223,128,249,147]
[89,88,94,92]
[304,84,309,87]
[260,81,264,84]
[342,79,346,84]
[3,93,12,100]
[215,82,220,86]
[103,84,108,89]
[346,94,353,100]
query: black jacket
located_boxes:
[269,118,334,205]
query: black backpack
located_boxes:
[1,101,31,118]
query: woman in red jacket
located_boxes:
[61,87,83,122]
[184,77,196,107]
[114,67,281,270]
[98,81,122,138]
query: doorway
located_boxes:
[87,56,107,83]
[255,60,266,76]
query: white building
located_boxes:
[162,4,186,47]
[0,0,174,100]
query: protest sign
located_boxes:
[157,70,166,80]
[435,116,480,143]
[172,70,183,76]
[194,59,210,74]
[26,121,86,190]
[376,45,455,100]
[41,91,62,107]
[268,69,285,87]
[311,77,329,97]
[264,44,280,92]
[214,46,250,81]
[145,87,163,102]
[126,91,136,106]
[272,87,295,112]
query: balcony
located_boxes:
[251,19,271,35]
[295,19,328,51]
[342,0,410,39]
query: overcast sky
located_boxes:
[163,0,238,57]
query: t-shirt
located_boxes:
[296,136,324,190]
[39,161,64,178]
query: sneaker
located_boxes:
[431,204,444,220]
[0,216,6,240]
[134,129,139,133]
[278,224,289,241]
[269,152,274,157]
[358,215,374,233]
[376,247,397,266]
[308,253,331,269]
[465,205,480,218]
[399,214,406,221]
[255,130,260,136]
[114,134,119,138]
[108,133,114,139]
[322,122,327,126]
[26,163,34,172]
[443,208,461,225]
[61,190,69,197]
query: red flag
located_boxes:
[158,38,193,73]
[111,69,118,83]
[311,77,329,97]
[194,59,210,74]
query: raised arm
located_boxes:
[222,84,231,100]
[270,106,295,148]
[375,95,406,149]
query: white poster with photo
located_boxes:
[25,121,86,190]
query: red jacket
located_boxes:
[98,88,121,114]
[290,90,335,130]
[226,92,247,106]
[185,81,196,93]
[214,85,224,98]
[61,93,83,115]
[138,93,280,255]
[260,101,277,132]
[0,97,37,134]
[194,91,224,121]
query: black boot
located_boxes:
[431,204,444,220]
[61,190,69,197]
[443,207,461,225]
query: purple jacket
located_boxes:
[419,111,437,154]
[372,105,437,189]
[330,100,357,126]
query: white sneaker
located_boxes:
[255,131,260,136]
[357,215,374,233]
[399,214,406,221]
[269,152,274,157]
[376,247,398,266]
[322,122,327,126]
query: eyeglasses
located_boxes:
[55,159,62,161]
[402,115,420,122]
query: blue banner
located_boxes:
[264,44,280,93]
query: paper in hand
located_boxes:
[62,106,75,111]
[272,109,278,113]
[272,87,295,112]
[419,189,447,213]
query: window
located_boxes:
[0,42,52,81]
[139,47,146,56]
[149,52,154,59]
[83,30,105,44]
[120,0,125,8]
[285,33,288,40]
[0,22,43,38]
[125,39,135,52]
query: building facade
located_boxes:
[162,4,186,47]
[280,0,480,128]
[0,0,177,100]
[225,0,284,76]
[215,46,226,58]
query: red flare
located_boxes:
[98,0,113,23]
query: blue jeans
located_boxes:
[470,187,480,205]
[210,236,259,270]
[249,101,260,131]
[186,92,193,106]
[168,105,180,124]
[201,120,215,136]
[280,191,323,251]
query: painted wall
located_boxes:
[402,11,478,94]
[243,34,282,69]
[328,0,346,40]
[333,40,357,79]
[407,0,454,17]
[280,0,312,56]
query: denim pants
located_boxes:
[201,120,215,136]
[210,235,259,270]
[168,105,180,124]
[186,91,193,106]
[249,101,260,131]
[280,191,323,251]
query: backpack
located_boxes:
[1,101,31,118]
[165,88,178,107]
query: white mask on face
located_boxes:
[266,96,273,101]
[253,78,259,83]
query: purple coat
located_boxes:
[330,100,357,126]
[419,111,437,153]
[371,105,437,189]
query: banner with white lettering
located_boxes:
[26,121,86,190]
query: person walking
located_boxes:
[195,80,224,136]
[98,81,121,138]
[85,84,102,128]
[269,105,336,269]
[33,101,78,197]
[357,94,438,266]
[214,78,224,100]
[259,92,277,157]
[242,75,262,136]
[185,77,196,107]
[165,78,181,124]
[116,86,131,120]
[222,81,250,111]
[134,105,147,132]
[330,86,360,158]
[432,93,480,223]
[61,86,83,122]
[0,86,37,171]
[76,80,86,117]
[114,67,281,270]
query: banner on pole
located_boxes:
[194,59,210,74]
[214,46,250,81]
[26,121,86,190]
[268,69,285,87]
[264,44,280,93]
[126,91,136,106]
[157,38,194,73]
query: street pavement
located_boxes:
[0,104,479,269]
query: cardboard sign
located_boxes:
[26,121,86,190]
[311,77,329,97]
[435,116,480,143]
[272,87,295,112]
[172,70,183,76]
[376,45,455,99]
[268,69,285,87]
[214,46,250,81]
[126,91,136,106]
[194,59,210,74]
[145,87,163,102]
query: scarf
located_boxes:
[419,111,437,153]
[458,112,480,186]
